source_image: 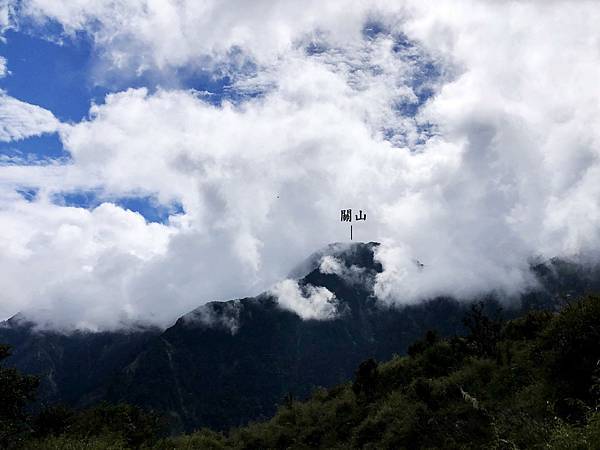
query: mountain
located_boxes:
[0,316,159,408]
[155,294,600,449]
[1,242,600,432]
[104,243,472,432]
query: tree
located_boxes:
[539,295,600,421]
[0,344,39,448]
[352,358,378,400]
[463,302,502,359]
[66,403,167,448]
[31,405,74,439]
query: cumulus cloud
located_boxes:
[0,91,61,141]
[1,1,600,329]
[271,279,338,320]
[0,197,173,330]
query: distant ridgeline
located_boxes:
[2,242,600,434]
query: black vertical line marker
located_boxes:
[351,225,353,241]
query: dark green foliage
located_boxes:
[153,428,227,449]
[63,403,166,448]
[28,403,166,448]
[539,296,600,406]
[7,294,600,448]
[462,301,503,359]
[352,358,378,400]
[407,329,438,357]
[0,360,165,449]
[31,405,74,438]
[158,294,600,449]
[0,344,39,448]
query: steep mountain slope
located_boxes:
[0,317,160,408]
[106,283,468,430]
[158,295,600,449]
[104,243,600,431]
[1,242,600,433]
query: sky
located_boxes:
[1,0,600,330]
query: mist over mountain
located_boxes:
[2,242,599,432]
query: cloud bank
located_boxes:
[1,1,600,329]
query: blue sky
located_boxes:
[0,28,105,122]
[0,28,97,163]
[0,24,248,122]
[0,19,438,224]
[0,26,224,223]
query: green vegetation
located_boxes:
[3,295,600,449]
[161,297,600,449]
[22,403,166,449]
[0,344,39,448]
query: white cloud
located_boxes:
[0,56,7,77]
[271,279,338,320]
[19,0,377,70]
[319,255,372,288]
[0,91,61,141]
[0,197,173,330]
[319,255,344,276]
[0,0,12,39]
[1,1,600,329]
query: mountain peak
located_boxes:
[288,241,381,279]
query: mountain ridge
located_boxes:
[2,242,600,431]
